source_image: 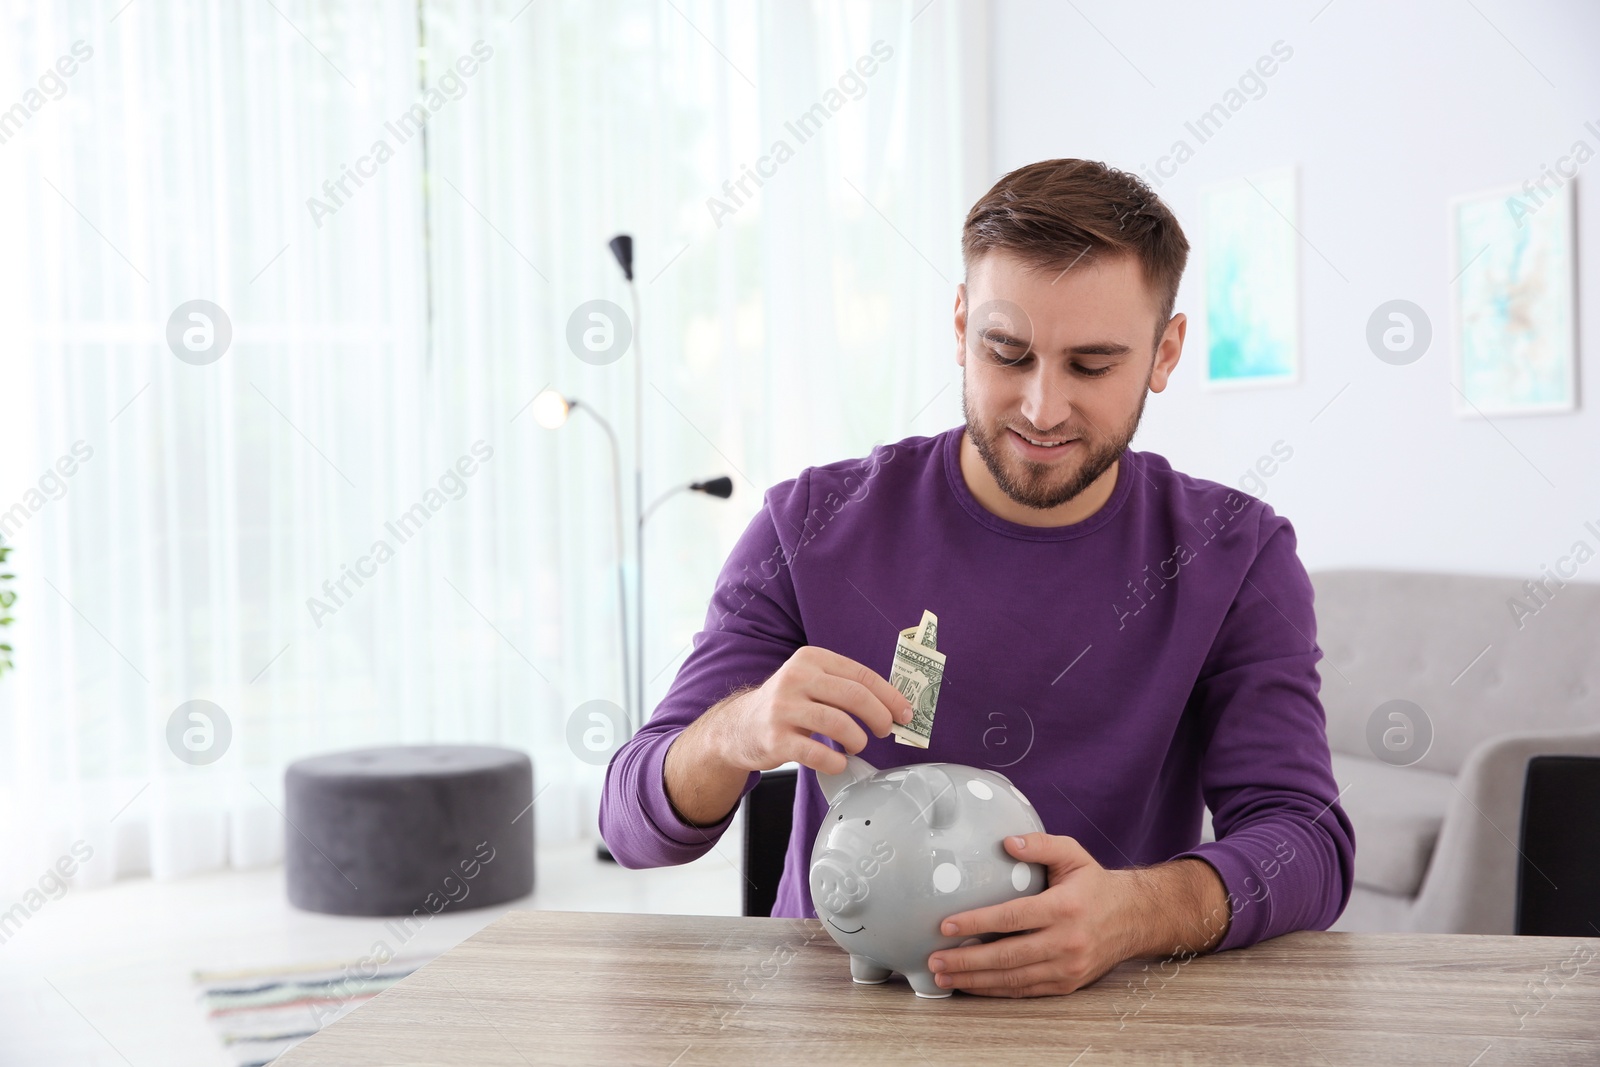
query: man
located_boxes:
[600,158,1354,998]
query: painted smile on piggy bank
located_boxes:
[810,753,1047,998]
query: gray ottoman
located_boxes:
[285,745,535,916]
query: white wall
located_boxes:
[989,0,1600,579]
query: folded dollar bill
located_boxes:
[889,609,944,748]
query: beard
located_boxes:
[959,367,1148,511]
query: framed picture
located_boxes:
[1201,165,1301,389]
[1449,180,1577,417]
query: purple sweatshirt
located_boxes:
[600,427,1354,952]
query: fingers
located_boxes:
[789,700,870,756]
[930,942,1116,997]
[927,933,1097,996]
[929,931,1049,979]
[935,961,1073,996]
[938,895,1045,938]
[805,647,912,729]
[792,736,849,776]
[807,671,900,740]
[1006,832,1097,881]
[1005,832,1066,857]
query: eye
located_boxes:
[865,820,871,826]
[985,346,1029,368]
[1075,364,1113,378]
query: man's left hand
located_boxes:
[927,832,1145,998]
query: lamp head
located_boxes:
[609,234,634,282]
[691,476,734,500]
[532,389,573,430]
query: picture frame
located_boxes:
[1201,165,1302,391]
[1448,179,1577,418]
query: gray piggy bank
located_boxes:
[810,754,1047,998]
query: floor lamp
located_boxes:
[531,389,632,732]
[537,234,733,863]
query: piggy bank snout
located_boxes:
[811,824,899,918]
[810,852,872,918]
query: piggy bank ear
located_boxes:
[900,764,959,831]
[816,752,877,806]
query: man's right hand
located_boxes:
[662,647,913,828]
[704,646,915,777]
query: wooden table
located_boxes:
[277,910,1600,1065]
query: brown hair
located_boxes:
[961,159,1190,346]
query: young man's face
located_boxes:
[955,249,1185,513]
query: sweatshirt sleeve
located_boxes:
[1170,505,1356,952]
[598,475,810,868]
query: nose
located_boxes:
[1018,366,1072,435]
[810,852,871,918]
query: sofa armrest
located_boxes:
[1409,726,1600,934]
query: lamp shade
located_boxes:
[608,234,634,281]
[691,476,734,499]
[532,389,572,429]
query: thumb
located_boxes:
[1005,831,1095,880]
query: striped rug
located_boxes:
[192,954,437,1066]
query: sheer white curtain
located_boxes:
[0,0,985,895]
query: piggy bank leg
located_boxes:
[849,955,891,985]
[905,969,953,999]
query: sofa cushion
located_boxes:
[1330,753,1456,898]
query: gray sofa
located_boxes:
[1309,569,1600,933]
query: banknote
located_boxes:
[889,609,944,748]
[914,609,937,649]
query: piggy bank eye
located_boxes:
[864,820,871,826]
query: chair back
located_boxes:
[741,767,798,917]
[1516,755,1600,936]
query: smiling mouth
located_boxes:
[826,917,865,935]
[1010,428,1077,448]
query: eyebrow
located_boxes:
[978,328,1133,358]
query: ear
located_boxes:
[1149,312,1185,392]
[816,752,877,807]
[899,763,959,830]
[954,283,969,368]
